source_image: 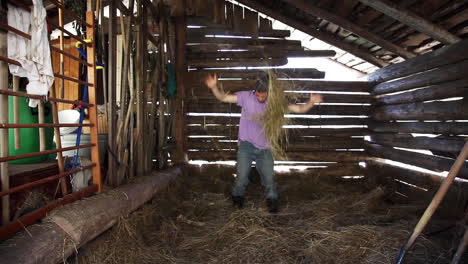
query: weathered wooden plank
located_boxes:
[188,126,371,137]
[188,151,372,162]
[187,43,306,53]
[369,39,468,83]
[188,58,288,68]
[187,140,365,151]
[187,28,291,38]
[373,59,468,95]
[372,100,468,120]
[235,0,389,67]
[188,36,302,46]
[369,121,468,135]
[370,133,465,154]
[366,143,468,179]
[283,0,416,59]
[358,0,461,44]
[187,103,371,116]
[187,50,337,59]
[188,69,326,80]
[375,79,468,105]
[187,116,370,126]
[189,93,372,104]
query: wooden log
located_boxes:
[188,93,372,104]
[188,151,371,162]
[188,140,365,151]
[235,0,388,67]
[187,27,292,38]
[370,133,465,154]
[188,36,302,46]
[187,50,337,59]
[188,58,288,68]
[375,79,468,105]
[372,59,468,95]
[358,0,461,45]
[0,23,9,225]
[107,0,117,186]
[0,167,182,264]
[366,143,468,179]
[283,0,416,59]
[187,103,371,116]
[187,126,371,137]
[369,121,468,135]
[187,116,370,126]
[368,39,468,83]
[188,69,327,81]
[187,43,305,53]
[372,100,468,121]
[189,80,371,94]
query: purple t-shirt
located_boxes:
[235,91,270,149]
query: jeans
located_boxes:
[232,141,278,199]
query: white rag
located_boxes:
[7,0,54,107]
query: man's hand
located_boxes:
[205,73,218,90]
[309,93,323,104]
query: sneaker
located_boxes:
[232,196,244,209]
[266,198,278,213]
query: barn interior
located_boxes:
[0,0,467,263]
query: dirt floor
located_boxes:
[69,165,463,264]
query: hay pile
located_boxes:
[70,165,453,264]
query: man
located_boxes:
[204,73,323,213]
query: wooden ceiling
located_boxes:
[235,0,468,73]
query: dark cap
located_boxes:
[255,74,269,92]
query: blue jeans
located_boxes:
[232,141,278,199]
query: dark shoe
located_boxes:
[266,198,279,213]
[232,196,244,209]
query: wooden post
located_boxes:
[38,101,45,151]
[58,0,65,98]
[397,142,468,263]
[107,0,117,186]
[174,0,187,164]
[358,0,461,45]
[12,77,20,150]
[86,11,102,192]
[0,19,10,225]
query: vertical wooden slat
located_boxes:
[86,11,102,192]
[0,23,10,225]
[59,0,65,98]
[107,0,117,185]
[38,101,45,151]
[174,1,187,164]
[12,77,20,150]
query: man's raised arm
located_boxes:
[288,93,323,114]
[204,73,238,103]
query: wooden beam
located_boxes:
[187,103,371,116]
[369,121,468,135]
[189,93,372,104]
[375,79,468,105]
[235,0,389,68]
[187,36,302,46]
[174,5,187,164]
[188,58,288,68]
[188,151,372,162]
[187,126,371,137]
[187,50,337,59]
[366,143,468,179]
[283,0,416,59]
[187,27,292,38]
[372,59,468,95]
[370,133,466,154]
[0,15,10,225]
[107,0,117,186]
[372,100,468,121]
[188,140,365,151]
[188,69,326,80]
[187,116,370,126]
[358,0,461,45]
[369,39,468,83]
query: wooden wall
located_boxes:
[367,39,468,189]
[184,2,372,177]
